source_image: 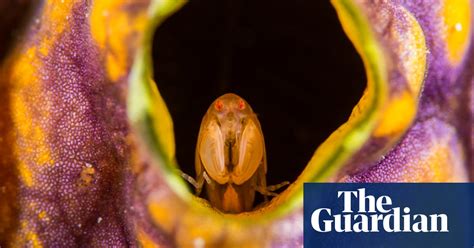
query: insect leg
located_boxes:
[254,181,290,197]
[266,181,290,191]
[180,170,206,196]
[180,171,198,188]
[202,171,212,184]
[254,185,278,197]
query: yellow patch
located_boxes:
[33,0,76,57]
[12,94,53,167]
[27,231,42,248]
[422,141,466,182]
[44,0,76,35]
[9,1,64,177]
[175,212,225,247]
[90,0,148,81]
[38,211,50,222]
[426,147,452,181]
[38,36,56,57]
[11,47,38,89]
[79,165,95,187]
[374,91,416,137]
[442,0,471,65]
[18,161,34,187]
[11,48,54,169]
[394,7,426,94]
[16,222,43,248]
[38,211,46,219]
[148,202,176,233]
[137,229,160,248]
[32,0,75,57]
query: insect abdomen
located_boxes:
[206,177,257,213]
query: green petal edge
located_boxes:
[128,0,388,220]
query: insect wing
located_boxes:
[232,118,264,185]
[198,119,228,184]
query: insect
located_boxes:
[183,93,289,213]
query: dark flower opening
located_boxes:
[0,1,36,61]
[152,0,365,194]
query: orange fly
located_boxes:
[184,93,288,213]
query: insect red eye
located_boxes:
[237,100,245,110]
[215,100,224,111]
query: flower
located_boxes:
[0,0,471,246]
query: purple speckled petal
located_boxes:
[0,0,171,246]
[0,0,471,247]
[339,0,472,182]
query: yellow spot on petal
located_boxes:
[394,7,426,94]
[423,143,466,182]
[44,0,76,35]
[148,202,176,233]
[17,222,43,248]
[374,91,416,137]
[38,211,50,222]
[37,144,53,165]
[90,0,148,81]
[426,147,452,181]
[137,229,161,248]
[79,165,95,187]
[442,0,471,65]
[9,22,55,187]
[18,162,34,187]
[27,232,42,248]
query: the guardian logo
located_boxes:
[311,188,449,233]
